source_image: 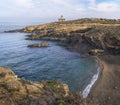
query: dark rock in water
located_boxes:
[28,42,49,48]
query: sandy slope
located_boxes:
[88,55,120,105]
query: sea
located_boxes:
[0,22,99,98]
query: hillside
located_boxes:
[17,18,120,56]
[0,67,94,105]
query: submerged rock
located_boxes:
[28,42,49,48]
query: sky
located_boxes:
[0,0,120,23]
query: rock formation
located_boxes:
[0,67,89,105]
[67,26,120,55]
[89,49,104,55]
[28,42,49,48]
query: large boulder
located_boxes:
[28,42,49,48]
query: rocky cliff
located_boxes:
[66,26,120,55]
[0,67,96,105]
[17,18,120,55]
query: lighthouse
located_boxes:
[58,15,65,22]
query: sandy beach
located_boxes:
[88,55,120,105]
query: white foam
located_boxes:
[82,67,100,98]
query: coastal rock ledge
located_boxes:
[28,42,49,48]
[0,67,91,105]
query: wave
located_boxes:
[82,64,100,98]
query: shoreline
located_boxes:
[82,57,101,98]
[88,55,120,105]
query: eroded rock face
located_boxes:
[83,26,120,55]
[0,67,87,105]
[0,67,66,105]
[64,26,120,55]
[28,42,49,48]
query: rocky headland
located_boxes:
[0,67,92,105]
[3,18,120,105]
[7,18,120,55]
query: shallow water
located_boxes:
[0,24,98,92]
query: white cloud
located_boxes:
[76,7,85,12]
[0,0,120,22]
[89,2,119,12]
[20,0,86,18]
[88,0,96,6]
[14,0,34,9]
[50,0,71,7]
[95,2,118,12]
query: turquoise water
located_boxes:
[0,24,98,93]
